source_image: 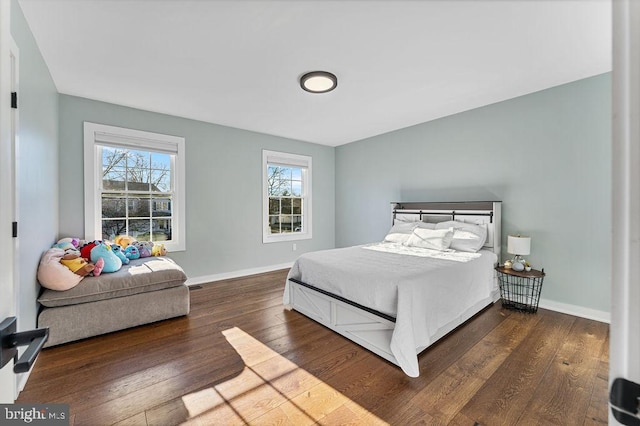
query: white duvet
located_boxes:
[283,242,498,377]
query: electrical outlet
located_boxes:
[293,243,297,251]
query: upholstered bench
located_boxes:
[37,257,189,347]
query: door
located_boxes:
[611,0,640,424]
[0,0,17,403]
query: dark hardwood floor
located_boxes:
[18,269,609,425]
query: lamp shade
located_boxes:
[507,235,531,256]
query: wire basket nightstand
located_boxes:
[495,266,545,313]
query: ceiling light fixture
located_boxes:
[300,71,337,94]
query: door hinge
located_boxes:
[11,92,17,109]
[611,377,640,425]
[12,222,17,238]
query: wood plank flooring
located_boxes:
[17,269,610,425]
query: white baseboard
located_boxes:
[185,262,294,286]
[538,298,610,324]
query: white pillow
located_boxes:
[384,221,418,244]
[415,222,437,230]
[405,227,454,251]
[435,221,487,252]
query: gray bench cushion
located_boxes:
[38,257,187,308]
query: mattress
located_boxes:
[284,242,498,376]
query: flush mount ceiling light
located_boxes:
[300,71,337,93]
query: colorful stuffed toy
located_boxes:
[37,248,84,291]
[151,243,166,257]
[124,245,140,260]
[111,244,130,265]
[60,248,104,277]
[90,243,122,273]
[114,235,136,249]
[134,241,153,258]
[52,241,76,251]
[56,237,80,248]
[80,240,101,260]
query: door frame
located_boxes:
[0,0,17,403]
[611,0,640,424]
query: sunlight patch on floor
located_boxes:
[179,327,388,425]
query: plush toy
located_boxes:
[134,241,153,258]
[114,235,136,249]
[151,243,166,257]
[80,240,101,260]
[52,241,75,251]
[90,243,122,273]
[60,249,104,277]
[124,245,140,260]
[111,244,130,265]
[56,237,80,248]
[37,248,84,291]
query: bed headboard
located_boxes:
[391,201,502,259]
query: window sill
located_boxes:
[263,232,312,244]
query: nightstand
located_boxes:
[495,265,545,313]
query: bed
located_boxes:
[283,201,502,377]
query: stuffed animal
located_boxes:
[37,248,84,291]
[134,241,153,258]
[111,244,130,265]
[80,240,101,260]
[90,243,122,273]
[60,249,104,277]
[114,235,136,249]
[151,243,166,257]
[56,237,80,248]
[52,241,75,251]
[124,245,140,260]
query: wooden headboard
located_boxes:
[390,201,502,259]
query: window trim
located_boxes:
[84,122,186,251]
[262,150,312,243]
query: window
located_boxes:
[84,122,186,251]
[263,150,312,243]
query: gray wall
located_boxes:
[335,74,611,313]
[11,0,59,332]
[58,95,335,278]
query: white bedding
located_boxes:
[284,242,498,377]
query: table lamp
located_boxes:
[507,235,531,266]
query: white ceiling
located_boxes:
[18,0,611,147]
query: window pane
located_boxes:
[281,215,293,233]
[150,152,171,170]
[127,150,150,168]
[292,198,302,215]
[103,169,126,190]
[128,196,150,217]
[269,215,281,234]
[291,181,302,197]
[269,198,280,215]
[291,168,302,180]
[281,198,292,214]
[152,196,172,217]
[152,218,172,241]
[293,215,302,232]
[127,168,150,191]
[269,179,291,196]
[150,170,171,192]
[102,195,126,218]
[268,166,294,196]
[102,219,126,240]
[129,219,151,240]
[102,147,126,168]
